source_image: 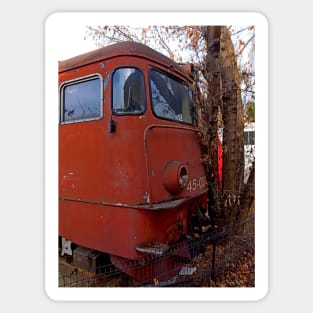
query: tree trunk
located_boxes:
[204,26,222,225]
[219,26,245,226]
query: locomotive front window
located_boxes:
[60,75,102,123]
[149,69,193,124]
[112,68,146,114]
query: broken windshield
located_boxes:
[149,69,194,124]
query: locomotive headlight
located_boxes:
[163,161,189,194]
[178,166,189,189]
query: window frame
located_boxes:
[148,68,194,125]
[59,73,103,124]
[244,130,255,145]
[111,67,147,116]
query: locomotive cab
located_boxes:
[59,42,209,282]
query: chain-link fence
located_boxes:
[59,211,254,287]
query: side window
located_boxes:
[249,131,255,145]
[244,131,255,145]
[60,74,102,123]
[112,68,146,114]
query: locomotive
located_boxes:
[59,41,212,283]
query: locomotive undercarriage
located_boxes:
[59,197,213,284]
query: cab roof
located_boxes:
[58,41,193,81]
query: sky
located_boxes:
[55,24,96,61]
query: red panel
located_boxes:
[59,117,149,205]
[145,125,208,203]
[59,198,196,259]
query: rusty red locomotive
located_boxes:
[59,41,212,283]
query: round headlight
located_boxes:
[178,166,189,189]
[163,161,189,194]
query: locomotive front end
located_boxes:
[59,42,210,284]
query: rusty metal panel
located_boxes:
[144,125,207,203]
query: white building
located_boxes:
[244,122,255,183]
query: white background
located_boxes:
[1,0,312,311]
